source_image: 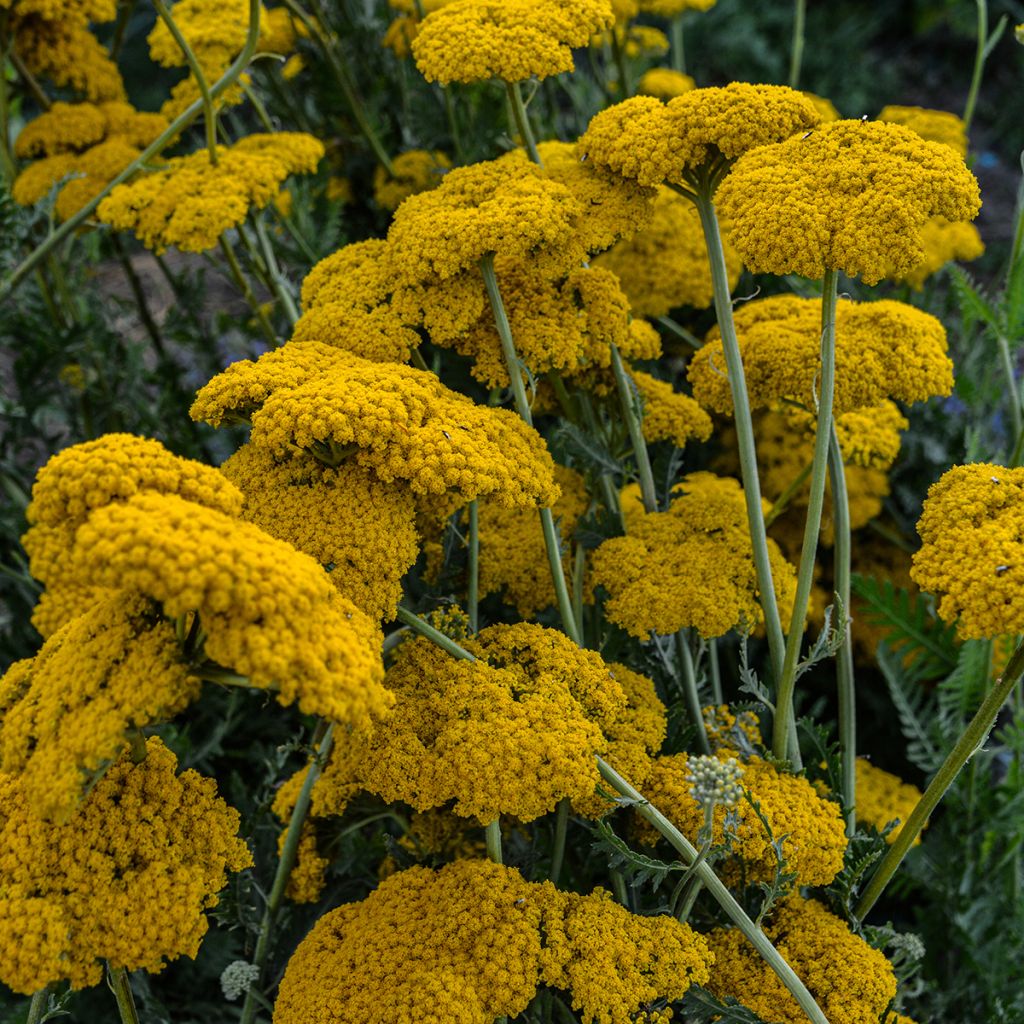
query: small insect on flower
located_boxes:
[996,565,1010,575]
[801,131,813,140]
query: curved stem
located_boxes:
[610,344,658,513]
[396,606,476,661]
[485,817,503,864]
[467,499,480,632]
[708,638,723,705]
[480,253,581,644]
[693,188,786,687]
[239,722,335,1024]
[827,424,856,835]
[249,216,300,325]
[550,797,569,883]
[218,235,278,347]
[856,638,1024,920]
[772,269,838,763]
[963,0,987,133]
[152,0,219,161]
[596,758,832,1024]
[788,0,806,90]
[505,80,542,167]
[107,965,140,1024]
[0,0,262,300]
[676,629,711,754]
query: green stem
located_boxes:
[242,79,276,133]
[693,187,787,688]
[827,424,856,835]
[239,723,335,1024]
[0,0,262,300]
[467,499,480,632]
[10,51,50,110]
[997,333,1022,457]
[250,216,300,325]
[26,986,49,1024]
[506,80,543,167]
[152,0,219,161]
[610,27,631,98]
[107,965,140,1024]
[708,637,723,705]
[656,315,702,349]
[396,606,476,661]
[788,0,806,90]
[855,638,1024,920]
[773,268,839,763]
[676,629,711,754]
[670,15,686,75]
[485,817,503,864]
[963,0,987,134]
[110,0,135,59]
[572,543,586,644]
[610,868,629,906]
[550,797,569,883]
[764,461,813,528]
[218,235,278,347]
[480,253,581,645]
[441,83,466,163]
[610,344,658,513]
[597,759,831,1024]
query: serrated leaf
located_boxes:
[681,987,772,1023]
[877,642,942,773]
[948,264,1003,336]
[589,818,686,891]
[553,420,624,477]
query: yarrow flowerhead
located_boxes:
[715,118,981,284]
[686,753,743,808]
[637,67,695,99]
[854,757,926,846]
[373,148,451,210]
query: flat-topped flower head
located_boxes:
[716,119,981,283]
[595,186,742,315]
[911,463,1024,639]
[193,343,561,508]
[689,294,953,416]
[97,132,324,253]
[69,491,389,725]
[411,0,614,84]
[855,757,926,846]
[632,370,713,448]
[0,737,250,993]
[890,214,984,289]
[878,104,968,156]
[592,472,799,638]
[373,148,451,210]
[578,84,819,189]
[706,895,898,1024]
[638,67,695,99]
[388,160,586,282]
[356,622,626,822]
[220,444,419,622]
[0,593,199,822]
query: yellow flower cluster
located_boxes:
[411,0,615,84]
[802,90,840,122]
[911,463,1024,638]
[595,186,741,315]
[373,148,452,210]
[855,758,925,845]
[12,101,168,220]
[689,294,953,416]
[706,895,898,1024]
[639,0,716,11]
[637,67,696,99]
[591,473,799,638]
[878,104,968,156]
[893,215,985,289]
[715,119,981,284]
[97,132,324,253]
[635,751,847,885]
[0,592,198,822]
[2,0,125,101]
[578,84,819,187]
[70,492,389,725]
[220,444,420,622]
[0,738,250,993]
[703,704,762,754]
[478,464,589,617]
[633,369,714,447]
[192,341,561,508]
[381,1,456,58]
[273,860,711,1024]
[355,623,625,822]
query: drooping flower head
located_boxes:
[0,738,250,993]
[192,342,561,508]
[591,473,799,639]
[715,119,981,283]
[411,0,615,84]
[911,463,1024,639]
[578,84,820,189]
[688,294,954,416]
[97,132,324,253]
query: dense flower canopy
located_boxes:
[0,738,250,993]
[855,757,925,845]
[715,119,981,283]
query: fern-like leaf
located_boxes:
[877,642,942,773]
[681,987,771,1023]
[589,819,686,891]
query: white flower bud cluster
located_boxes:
[221,960,260,1001]
[686,755,744,808]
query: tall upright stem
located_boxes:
[670,16,686,74]
[550,797,569,884]
[963,0,987,133]
[610,344,658,513]
[827,425,856,834]
[596,758,832,1024]
[107,966,140,1024]
[480,254,581,645]
[239,723,335,1024]
[788,0,807,89]
[26,987,49,1024]
[218,236,278,347]
[693,189,786,686]
[676,629,711,754]
[467,499,480,632]
[249,216,300,325]
[856,639,1024,919]
[485,818,503,864]
[505,81,542,167]
[997,332,1022,456]
[773,269,839,762]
